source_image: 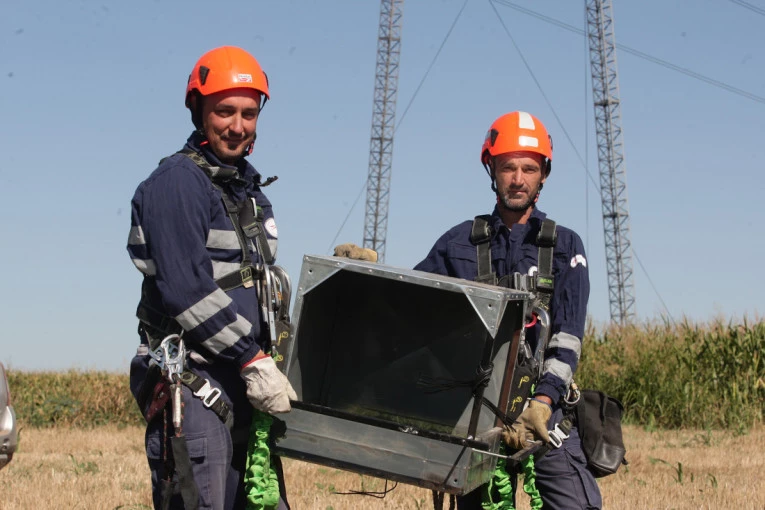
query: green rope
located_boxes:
[244,410,280,510]
[521,455,543,510]
[481,450,544,510]
[481,444,515,509]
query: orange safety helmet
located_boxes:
[480,111,553,176]
[185,46,270,125]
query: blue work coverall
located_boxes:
[415,207,602,510]
[127,132,289,510]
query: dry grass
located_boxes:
[1,425,763,509]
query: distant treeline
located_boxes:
[7,320,764,430]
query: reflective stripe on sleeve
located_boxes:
[128,226,147,245]
[542,358,573,386]
[200,314,253,355]
[175,288,232,330]
[547,332,582,359]
[131,258,156,275]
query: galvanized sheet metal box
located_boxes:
[272,255,533,495]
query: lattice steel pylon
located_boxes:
[363,0,404,263]
[586,0,636,323]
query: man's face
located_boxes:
[492,151,547,212]
[201,88,262,164]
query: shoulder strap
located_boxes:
[470,215,497,285]
[535,218,557,310]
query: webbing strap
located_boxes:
[181,148,275,285]
[470,215,497,285]
[178,370,233,428]
[170,435,200,510]
[535,219,556,310]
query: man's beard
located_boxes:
[498,185,539,212]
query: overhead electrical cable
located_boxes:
[327,0,469,254]
[488,0,600,192]
[728,0,765,17]
[492,0,765,105]
[490,0,673,320]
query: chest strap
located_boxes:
[470,215,497,285]
[136,149,275,338]
[179,148,275,271]
[470,215,557,311]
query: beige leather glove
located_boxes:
[502,398,552,449]
[333,243,378,262]
[240,354,297,414]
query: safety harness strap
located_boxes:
[178,370,233,428]
[170,435,200,510]
[534,219,557,310]
[470,216,557,308]
[180,147,275,269]
[470,215,497,285]
[136,149,276,337]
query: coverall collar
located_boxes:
[490,206,548,241]
[185,131,259,182]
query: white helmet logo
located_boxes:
[237,73,253,83]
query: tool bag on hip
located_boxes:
[574,389,628,477]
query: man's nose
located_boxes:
[230,115,244,136]
[510,169,524,185]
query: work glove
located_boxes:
[333,243,378,262]
[502,398,552,450]
[240,353,297,414]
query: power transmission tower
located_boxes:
[586,0,636,323]
[363,0,404,263]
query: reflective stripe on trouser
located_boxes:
[129,352,291,510]
[456,407,602,510]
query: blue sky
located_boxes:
[2,0,763,371]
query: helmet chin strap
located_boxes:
[246,132,257,156]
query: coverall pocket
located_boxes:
[562,441,602,509]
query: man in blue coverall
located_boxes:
[127,46,294,509]
[414,111,602,509]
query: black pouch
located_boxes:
[575,389,628,477]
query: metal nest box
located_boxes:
[272,255,534,495]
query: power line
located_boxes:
[634,248,676,324]
[326,180,367,255]
[396,0,470,133]
[729,0,765,17]
[487,0,600,193]
[490,0,673,321]
[492,0,765,105]
[328,0,468,254]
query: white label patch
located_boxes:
[527,266,538,276]
[237,73,253,83]
[264,217,278,238]
[518,135,539,148]
[570,254,587,268]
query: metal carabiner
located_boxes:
[148,334,180,371]
[563,381,582,407]
[163,335,186,383]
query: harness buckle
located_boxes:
[548,422,570,448]
[193,379,222,408]
[241,266,254,289]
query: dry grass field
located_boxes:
[1,424,763,509]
